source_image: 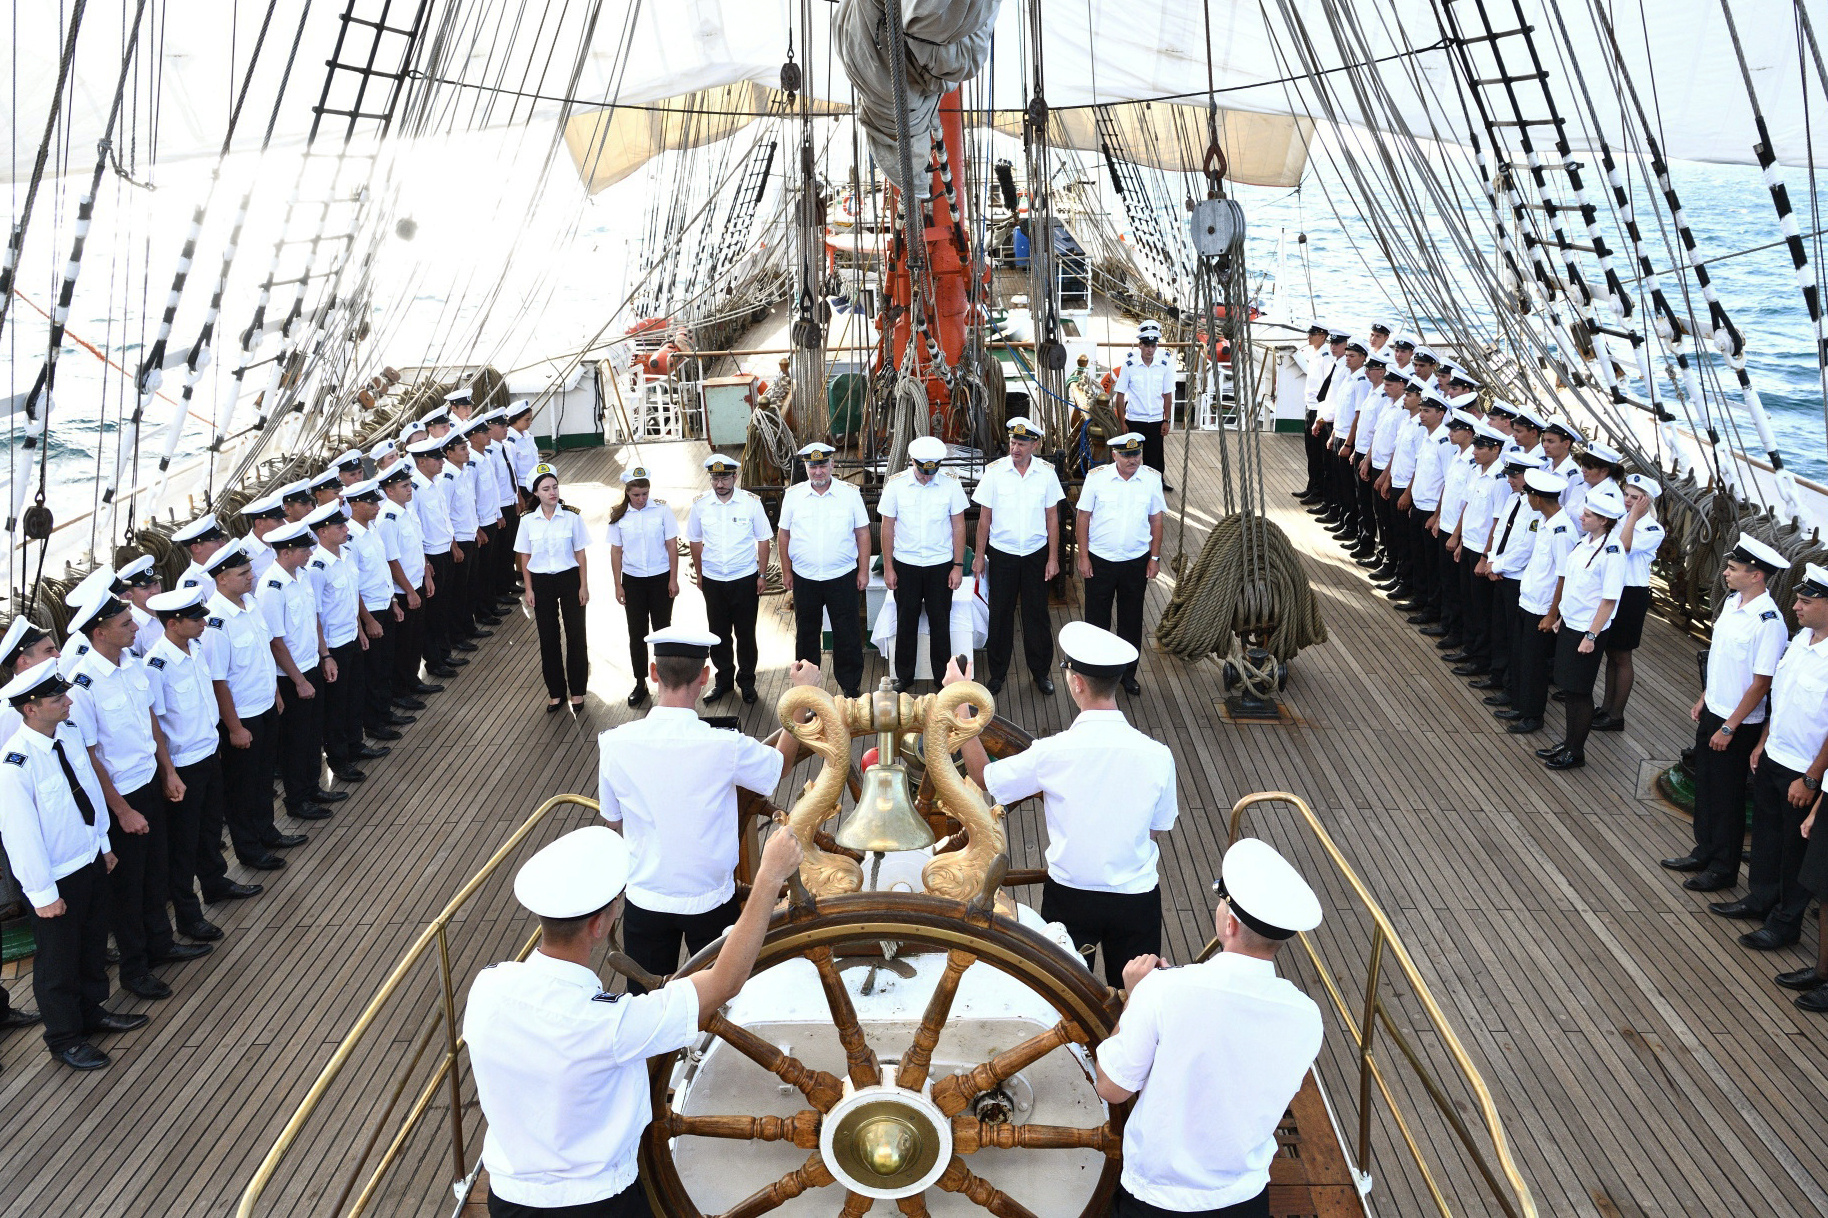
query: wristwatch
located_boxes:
[1583,631,1598,641]
[1719,724,1736,737]
[1805,775,1822,792]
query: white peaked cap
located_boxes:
[172,513,224,544]
[619,464,653,484]
[332,449,365,469]
[1581,442,1623,464]
[1005,415,1044,439]
[514,826,629,918]
[203,538,249,573]
[646,626,720,657]
[1503,451,1546,470]
[1058,621,1139,674]
[407,436,447,456]
[798,442,836,457]
[1731,532,1791,572]
[704,454,741,473]
[63,565,118,608]
[1794,564,1828,596]
[908,436,946,462]
[1524,469,1569,496]
[1623,473,1661,501]
[68,587,129,635]
[118,555,157,583]
[303,502,347,528]
[147,585,209,614]
[1221,838,1322,938]
[1583,484,1627,519]
[2,657,67,704]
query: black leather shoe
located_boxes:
[1660,853,1708,872]
[741,687,758,705]
[1544,748,1585,770]
[1493,707,1523,720]
[1776,967,1825,991]
[150,942,212,964]
[412,681,443,695]
[1434,638,1463,651]
[121,974,172,1000]
[427,663,460,677]
[985,677,1004,695]
[204,881,263,900]
[178,919,223,941]
[1506,718,1544,734]
[86,1012,147,1033]
[1797,986,1828,1012]
[1591,712,1626,732]
[841,687,863,698]
[1121,676,1142,696]
[1683,871,1735,892]
[453,641,479,653]
[627,682,649,708]
[1471,679,1504,692]
[367,727,403,742]
[267,832,309,849]
[1481,692,1511,705]
[332,767,367,783]
[393,696,427,711]
[1740,926,1800,951]
[1552,688,1575,702]
[354,744,390,760]
[1451,664,1488,677]
[474,614,503,627]
[0,1006,42,1029]
[1035,676,1056,695]
[241,853,286,870]
[442,655,471,668]
[57,1043,110,1071]
[1407,613,1441,626]
[703,684,732,704]
[309,788,349,803]
[1419,624,1449,637]
[291,803,334,821]
[1708,899,1771,920]
[1534,741,1568,759]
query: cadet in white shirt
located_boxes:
[1542,421,1582,510]
[345,478,409,742]
[172,513,228,593]
[484,411,525,605]
[409,436,461,678]
[1568,441,1623,523]
[1094,837,1323,1218]
[279,477,318,524]
[1295,322,1333,502]
[114,555,166,658]
[1428,411,1480,650]
[1593,474,1667,734]
[1111,321,1179,489]
[1397,388,1451,625]
[1445,424,1508,677]
[305,501,383,783]
[1325,339,1371,547]
[1731,565,1828,953]
[1499,469,1576,736]
[972,416,1065,695]
[1536,484,1630,771]
[504,400,541,499]
[442,426,488,644]
[0,659,140,1071]
[467,418,511,618]
[377,464,436,707]
[605,465,678,709]
[1475,452,1544,701]
[779,442,871,697]
[258,521,335,823]
[955,624,1177,985]
[201,540,292,874]
[880,435,968,692]
[0,620,60,1038]
[239,491,289,578]
[141,586,229,944]
[517,464,595,713]
[686,454,773,704]
[1662,534,1791,887]
[1347,349,1393,563]
[1364,364,1414,587]
[465,822,803,1217]
[596,629,818,984]
[1075,433,1165,696]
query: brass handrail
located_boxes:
[1205,791,1539,1218]
[234,793,602,1218]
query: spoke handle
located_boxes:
[930,1019,1086,1117]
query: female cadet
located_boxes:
[1593,473,1665,734]
[515,464,593,713]
[1567,440,1623,522]
[1536,483,1628,771]
[603,465,679,708]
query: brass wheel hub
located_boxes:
[820,1085,952,1198]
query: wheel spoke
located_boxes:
[840,1192,876,1216]
[706,1011,846,1112]
[809,945,881,1089]
[896,949,976,1091]
[711,1151,838,1218]
[929,1019,1087,1117]
[949,1118,1120,1156]
[660,1110,821,1149]
[935,1156,1042,1218]
[894,1197,930,1218]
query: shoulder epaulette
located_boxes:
[266,578,283,589]
[591,991,622,1004]
[1761,609,1780,621]
[310,559,326,569]
[181,576,202,588]
[147,656,167,670]
[1605,544,1620,553]
[1553,523,1569,532]
[72,673,92,688]
[3,752,24,766]
[651,498,666,507]
[1528,520,1539,532]
[206,616,224,629]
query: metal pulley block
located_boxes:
[1190,198,1246,258]
[1037,338,1067,371]
[791,318,824,349]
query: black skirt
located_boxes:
[1800,814,1828,900]
[1553,625,1608,696]
[1607,584,1651,651]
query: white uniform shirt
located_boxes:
[1388,414,1425,488]
[1333,369,1371,444]
[468,453,502,527]
[1555,531,1627,635]
[202,591,278,717]
[465,956,700,1208]
[1369,395,1406,468]
[878,470,968,568]
[1353,391,1388,460]
[597,707,785,914]
[143,634,221,767]
[1436,447,1479,531]
[506,428,540,488]
[1518,511,1579,615]
[380,500,426,591]
[1619,514,1664,587]
[255,565,320,674]
[414,469,455,552]
[1487,492,1540,579]
[972,457,1065,558]
[1763,630,1828,772]
[778,480,868,581]
[1460,464,1506,554]
[1704,590,1788,723]
[1112,350,1177,423]
[306,545,361,649]
[685,490,772,582]
[130,605,163,658]
[1080,464,1166,562]
[490,443,519,511]
[347,521,398,613]
[67,648,158,795]
[1301,347,1334,411]
[445,462,480,541]
[1096,953,1323,1211]
[517,506,593,575]
[1552,455,1582,510]
[0,722,112,907]
[245,533,277,579]
[1409,426,1452,509]
[983,709,1176,893]
[178,561,214,593]
[604,502,677,579]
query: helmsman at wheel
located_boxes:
[1076,432,1164,697]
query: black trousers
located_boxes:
[986,545,1053,682]
[109,780,176,982]
[532,567,591,699]
[488,1182,650,1218]
[621,895,742,993]
[323,639,364,767]
[1354,463,1378,547]
[474,522,501,603]
[1691,708,1759,875]
[168,754,227,924]
[422,550,454,661]
[220,706,281,860]
[704,574,761,693]
[278,668,326,810]
[792,572,864,693]
[1134,418,1167,479]
[1301,412,1325,494]
[452,538,480,635]
[1373,476,1401,570]
[892,559,955,687]
[1409,506,1440,615]
[621,571,675,683]
[1327,443,1356,530]
[362,606,397,729]
[1746,758,1816,931]
[1460,553,1493,664]
[1040,878,1161,988]
[1113,1183,1268,1218]
[1509,608,1557,718]
[497,513,522,593]
[394,586,426,691]
[1488,577,1522,688]
[26,854,111,1054]
[1084,553,1147,678]
[1436,540,1465,641]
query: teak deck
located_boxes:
[2,432,1824,1218]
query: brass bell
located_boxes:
[835,681,936,854]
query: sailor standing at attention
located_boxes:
[408,435,460,680]
[1076,433,1164,697]
[238,490,289,579]
[344,477,410,744]
[687,455,774,706]
[1111,321,1178,490]
[1094,838,1323,1218]
[1294,322,1332,504]
[596,628,818,985]
[465,822,804,1218]
[778,442,871,698]
[377,463,437,715]
[257,520,337,825]
[517,464,594,713]
[304,500,386,785]
[0,659,144,1071]
[172,513,229,593]
[952,623,1177,986]
[879,435,968,693]
[973,416,1065,696]
[606,465,678,709]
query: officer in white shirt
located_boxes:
[1094,838,1323,1218]
[115,555,166,658]
[408,435,461,678]
[1427,411,1479,651]
[345,478,409,742]
[141,586,229,944]
[778,442,871,697]
[442,425,488,646]
[1300,327,1350,514]
[1111,322,1179,490]
[239,491,289,578]
[687,455,774,704]
[516,463,595,712]
[1479,454,1545,712]
[972,416,1065,695]
[1536,483,1629,771]
[1444,424,1508,678]
[201,540,294,874]
[597,628,818,985]
[378,463,436,709]
[954,624,1177,985]
[258,521,335,824]
[1294,322,1332,503]
[305,501,384,784]
[1726,565,1828,952]
[467,416,510,621]
[1076,434,1165,697]
[880,435,968,692]
[1663,534,1792,889]
[606,464,679,709]
[1498,469,1575,736]
[1398,387,1451,628]
[0,659,141,1071]
[172,513,228,593]
[465,822,803,1217]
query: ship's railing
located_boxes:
[1207,791,1539,1218]
[234,792,602,1218]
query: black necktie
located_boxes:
[1494,501,1522,556]
[52,739,97,826]
[1316,364,1337,401]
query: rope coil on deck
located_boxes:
[1154,513,1327,663]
